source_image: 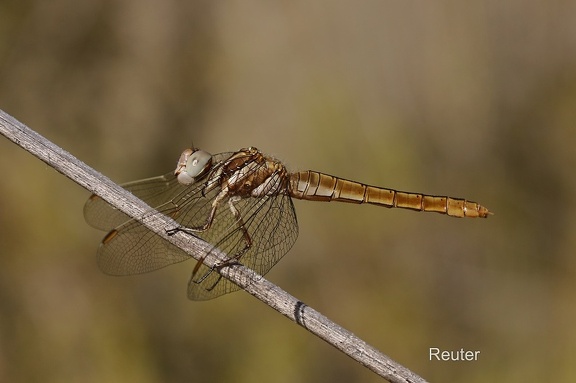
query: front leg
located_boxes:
[166,187,229,236]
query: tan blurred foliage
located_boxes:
[1,1,576,382]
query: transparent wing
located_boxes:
[84,172,198,276]
[84,173,179,231]
[83,153,232,278]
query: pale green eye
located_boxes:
[176,149,212,185]
[186,150,211,177]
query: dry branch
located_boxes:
[0,109,428,383]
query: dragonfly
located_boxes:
[84,146,490,300]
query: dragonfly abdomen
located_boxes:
[289,171,489,218]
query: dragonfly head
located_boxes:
[174,148,213,185]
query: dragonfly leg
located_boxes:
[166,187,229,236]
[166,189,234,289]
[191,195,254,291]
[226,195,253,261]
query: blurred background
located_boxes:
[1,1,575,382]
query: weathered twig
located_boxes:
[0,109,428,383]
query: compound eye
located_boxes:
[186,150,212,177]
[175,148,213,185]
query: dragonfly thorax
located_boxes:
[220,148,288,198]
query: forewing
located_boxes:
[86,153,233,276]
[84,172,178,231]
[92,173,201,275]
